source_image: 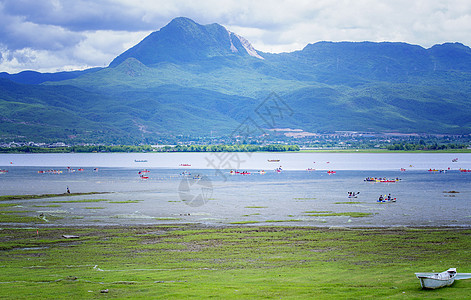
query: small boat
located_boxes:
[459,168,471,173]
[134,160,148,163]
[306,168,315,171]
[140,175,149,179]
[275,167,282,173]
[240,171,251,175]
[180,163,191,167]
[452,158,458,162]
[77,168,84,171]
[268,159,280,162]
[0,169,8,174]
[415,268,457,289]
[348,192,359,198]
[400,168,406,171]
[377,198,396,203]
[327,171,336,174]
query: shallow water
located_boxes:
[0,153,470,227]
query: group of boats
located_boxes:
[35,167,95,174]
[0,169,8,174]
[364,177,401,183]
[346,191,397,203]
[230,170,267,175]
[38,169,63,174]
[428,168,448,173]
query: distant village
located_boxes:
[1,131,470,151]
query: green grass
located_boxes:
[304,211,373,218]
[49,199,109,203]
[0,203,18,208]
[0,192,107,201]
[0,225,470,298]
[84,207,105,210]
[335,201,362,204]
[245,206,268,208]
[0,213,45,223]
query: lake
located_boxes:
[1,152,470,227]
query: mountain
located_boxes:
[1,17,471,144]
[0,68,102,85]
[109,17,263,67]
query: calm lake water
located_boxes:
[1,152,470,227]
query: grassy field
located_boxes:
[1,225,470,299]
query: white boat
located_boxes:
[415,268,456,289]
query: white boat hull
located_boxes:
[416,268,457,289]
[418,277,455,289]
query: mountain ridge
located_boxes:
[1,17,470,143]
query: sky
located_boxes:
[1,0,471,73]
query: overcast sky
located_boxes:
[1,0,471,73]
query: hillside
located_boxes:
[1,17,471,143]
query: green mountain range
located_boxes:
[1,17,471,144]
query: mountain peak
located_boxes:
[109,17,263,67]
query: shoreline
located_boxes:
[1,149,471,154]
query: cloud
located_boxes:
[1,0,152,31]
[1,0,471,72]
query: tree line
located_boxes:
[386,142,468,151]
[0,144,300,153]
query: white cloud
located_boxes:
[1,0,471,72]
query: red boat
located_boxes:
[140,175,149,179]
[460,169,471,173]
[180,164,191,166]
[327,171,336,174]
